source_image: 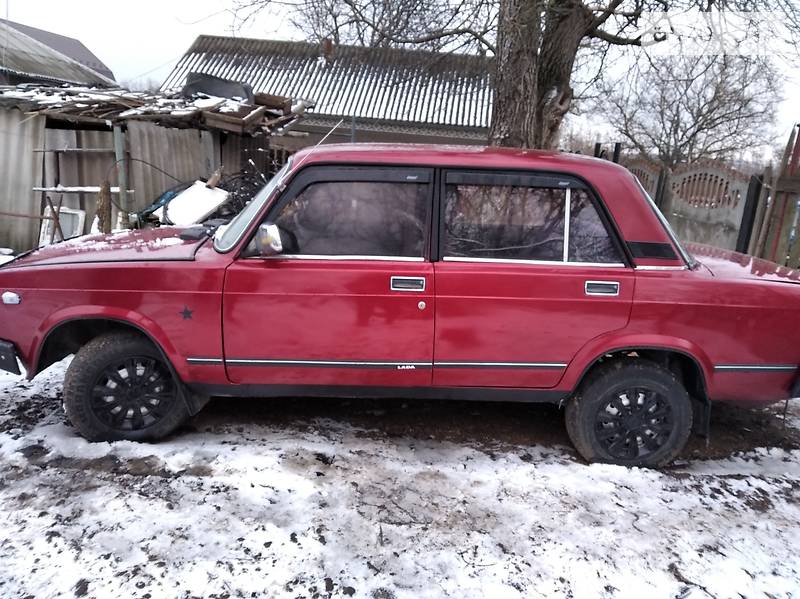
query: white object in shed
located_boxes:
[155,181,230,226]
[39,206,86,245]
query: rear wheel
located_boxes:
[565,360,693,467]
[64,332,189,442]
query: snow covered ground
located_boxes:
[1,360,800,599]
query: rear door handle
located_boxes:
[391,276,426,292]
[585,280,620,296]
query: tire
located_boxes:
[565,359,693,467]
[63,332,190,442]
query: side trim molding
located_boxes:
[714,364,797,372]
[187,358,569,370]
[226,359,432,369]
[187,357,224,365]
[434,361,567,369]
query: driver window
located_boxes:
[272,180,429,257]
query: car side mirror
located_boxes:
[255,223,283,257]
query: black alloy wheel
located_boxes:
[565,359,693,467]
[64,332,191,442]
[91,356,177,431]
[593,386,674,461]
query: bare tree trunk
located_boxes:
[535,0,592,147]
[490,0,591,148]
[489,0,541,148]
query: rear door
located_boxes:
[433,170,634,388]
[223,165,435,388]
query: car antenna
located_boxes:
[282,118,345,184]
[316,118,345,147]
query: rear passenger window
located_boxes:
[443,178,621,264]
[443,184,566,261]
[274,181,429,257]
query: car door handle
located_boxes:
[585,280,620,296]
[391,276,426,292]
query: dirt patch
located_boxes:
[0,395,62,435]
[194,396,800,461]
[684,401,800,459]
[32,454,212,479]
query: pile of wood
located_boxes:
[0,85,312,135]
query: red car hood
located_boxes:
[6,228,206,268]
[688,243,800,284]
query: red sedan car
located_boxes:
[1,144,797,467]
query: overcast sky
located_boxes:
[4,0,798,142]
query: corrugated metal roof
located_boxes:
[162,36,493,131]
[0,22,113,86]
[0,19,115,82]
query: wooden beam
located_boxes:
[774,176,800,194]
[0,210,52,220]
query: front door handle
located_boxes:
[391,276,426,292]
[585,280,620,296]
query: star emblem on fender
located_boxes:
[180,306,193,320]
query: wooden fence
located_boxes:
[748,126,800,267]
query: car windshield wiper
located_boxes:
[178,220,229,241]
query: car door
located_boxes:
[433,170,634,389]
[223,165,435,388]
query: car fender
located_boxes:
[31,305,186,381]
[560,331,714,395]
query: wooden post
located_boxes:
[96,181,112,234]
[113,125,130,227]
[46,196,65,243]
[654,167,668,210]
[749,165,772,256]
[735,174,763,254]
[754,167,776,258]
[763,127,797,262]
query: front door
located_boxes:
[223,166,435,388]
[433,170,634,388]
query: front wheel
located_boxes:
[565,360,693,467]
[64,332,190,442]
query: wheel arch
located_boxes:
[564,339,712,436]
[572,346,709,403]
[35,317,174,377]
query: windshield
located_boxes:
[214,160,292,252]
[635,179,696,268]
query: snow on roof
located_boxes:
[162,35,493,133]
[0,84,311,136]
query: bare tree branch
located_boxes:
[597,54,779,167]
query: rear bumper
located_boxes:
[0,340,21,375]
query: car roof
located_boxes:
[291,143,630,175]
[286,143,687,268]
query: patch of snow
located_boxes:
[149,236,185,248]
[193,97,224,110]
[32,185,130,194]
